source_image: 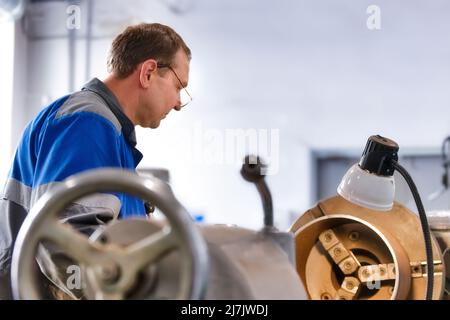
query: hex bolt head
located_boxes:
[348,231,360,241]
[346,281,354,290]
[362,269,371,277]
[321,292,332,300]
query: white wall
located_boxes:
[0,20,14,186]
[12,0,450,229]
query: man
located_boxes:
[0,23,192,299]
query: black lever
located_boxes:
[241,155,273,227]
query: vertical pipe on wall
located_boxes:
[67,0,80,92]
[85,0,93,82]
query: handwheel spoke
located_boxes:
[125,228,177,271]
[43,221,104,266]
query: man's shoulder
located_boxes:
[54,90,122,133]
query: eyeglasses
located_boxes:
[158,63,193,108]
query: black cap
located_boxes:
[358,135,399,176]
[241,155,266,182]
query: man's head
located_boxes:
[106,23,191,128]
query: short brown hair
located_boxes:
[107,23,191,78]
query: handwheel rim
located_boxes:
[11,168,208,300]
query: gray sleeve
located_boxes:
[0,199,28,300]
[58,193,121,235]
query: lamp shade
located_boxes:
[337,164,395,211]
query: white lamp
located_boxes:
[337,135,399,211]
[336,134,435,300]
[337,164,395,211]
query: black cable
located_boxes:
[392,161,434,300]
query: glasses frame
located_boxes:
[158,63,193,108]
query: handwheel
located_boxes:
[11,168,208,300]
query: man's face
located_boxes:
[139,49,190,128]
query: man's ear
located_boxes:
[139,59,158,88]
